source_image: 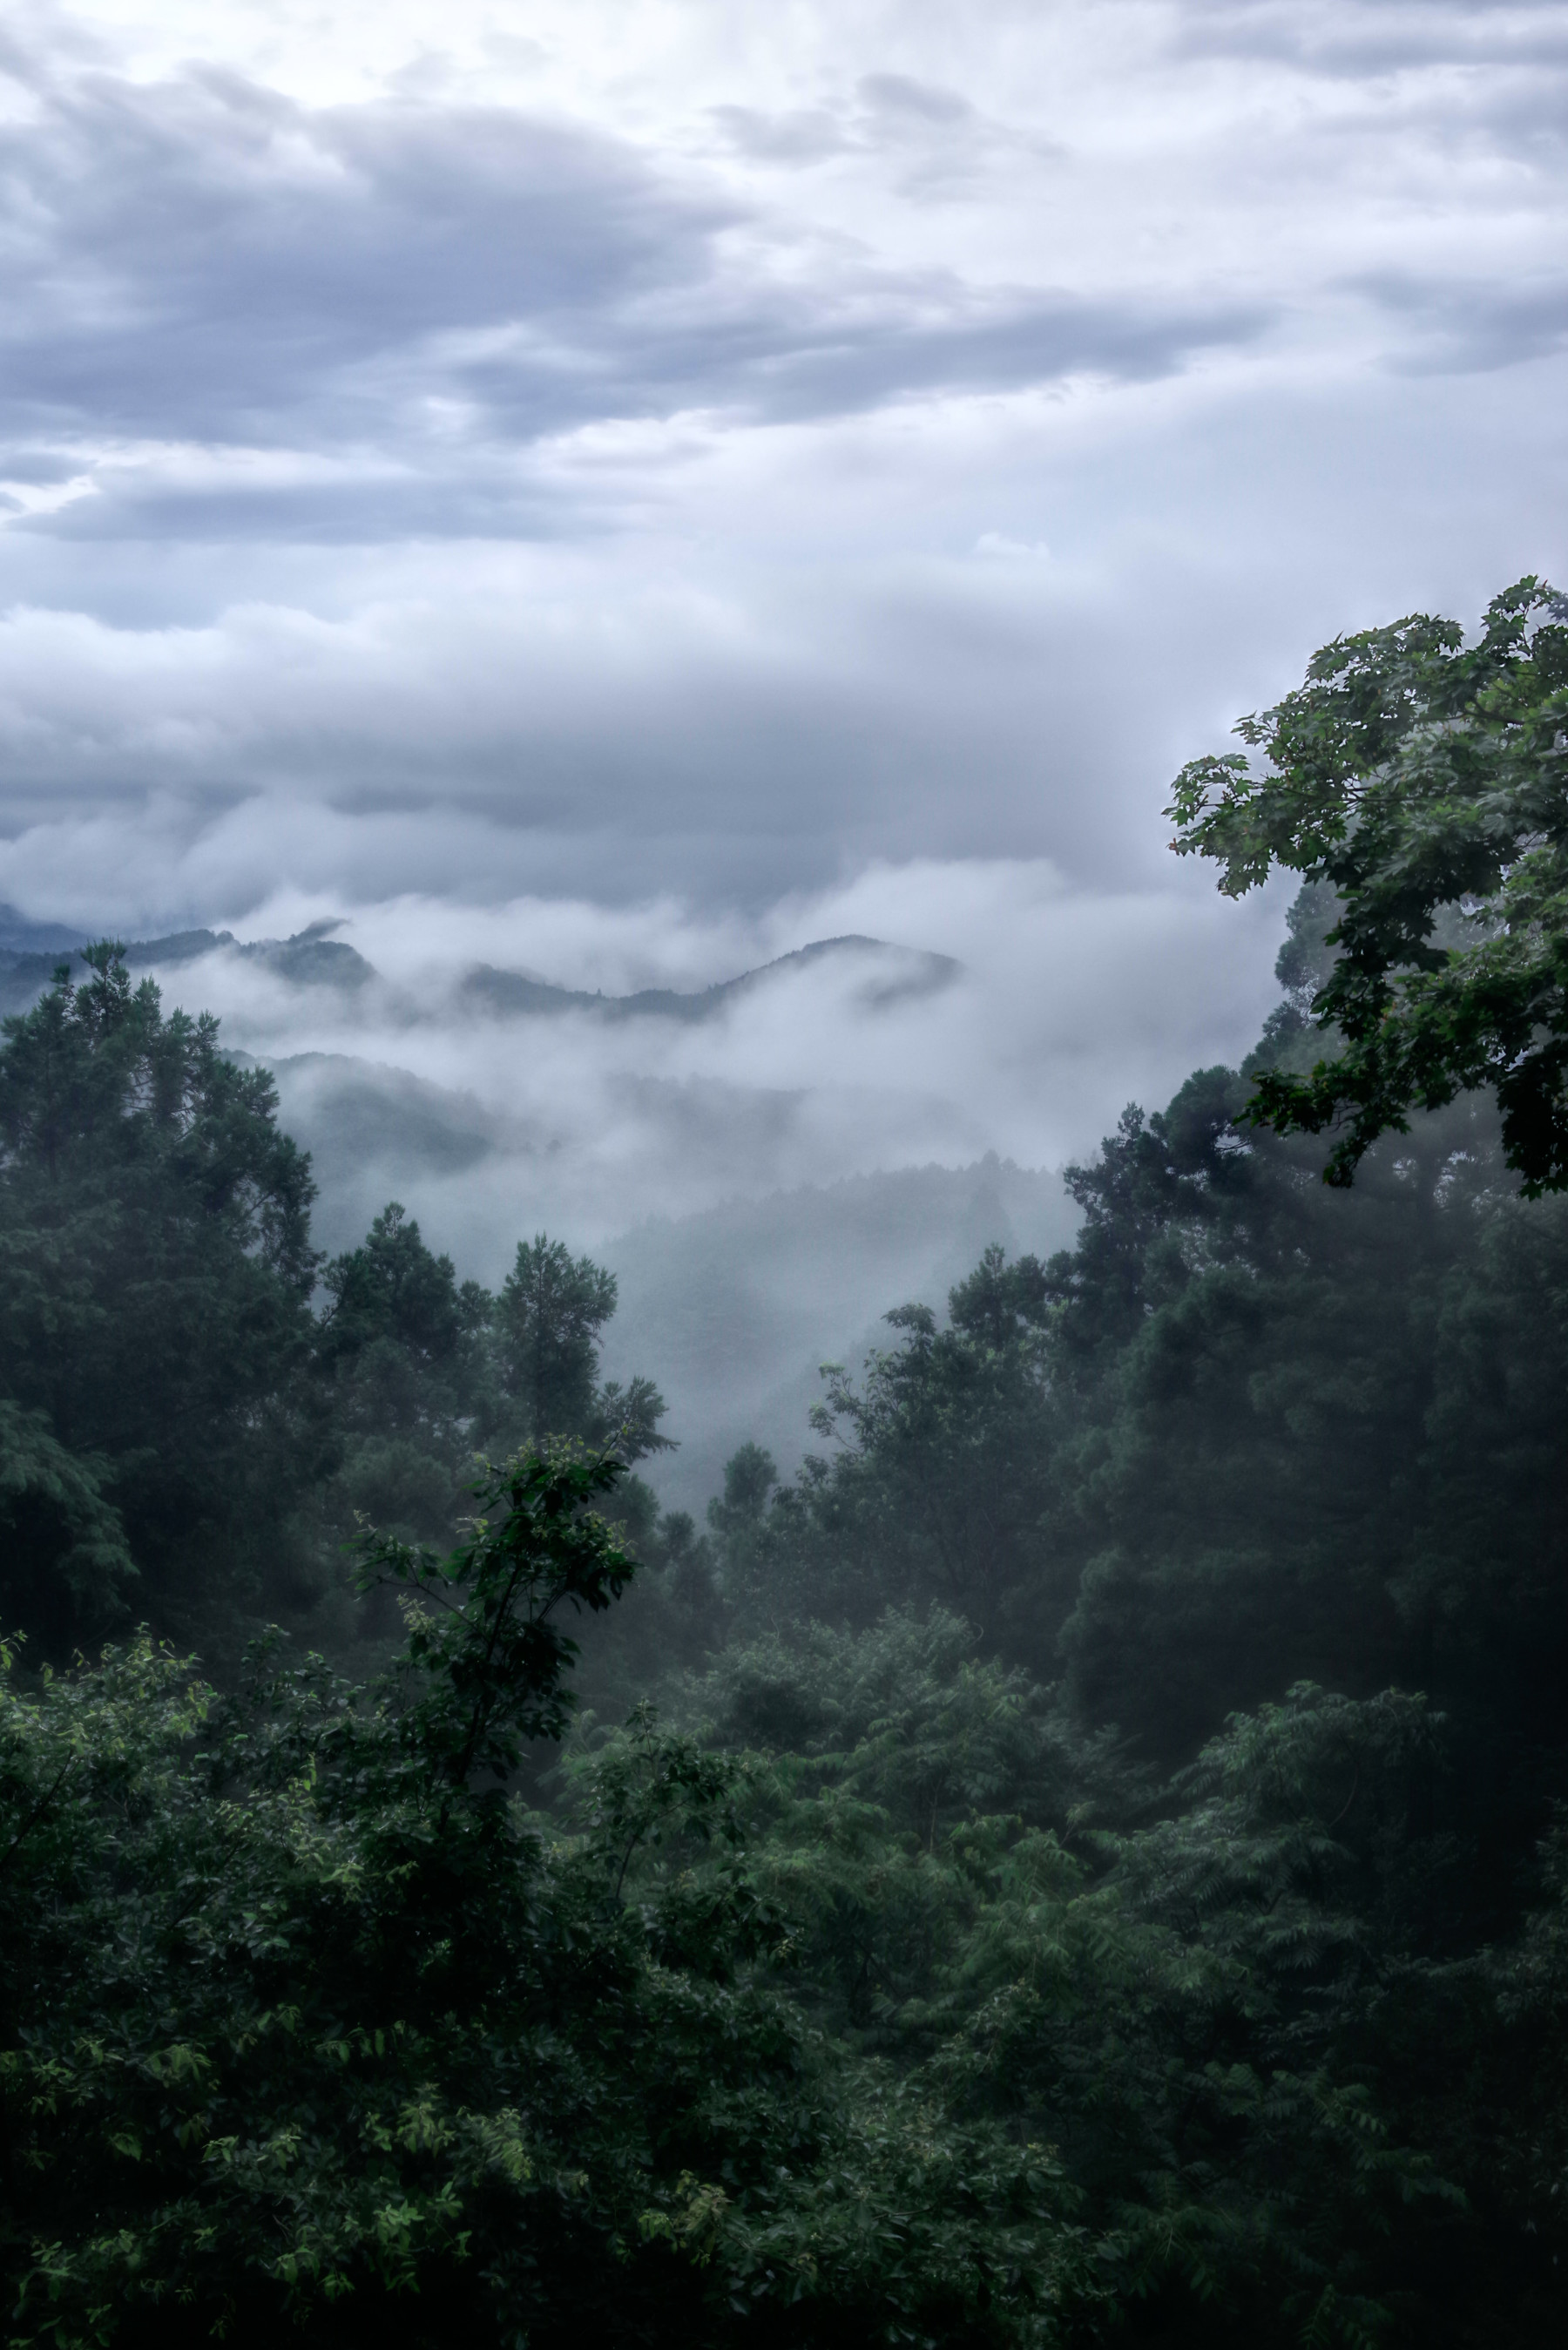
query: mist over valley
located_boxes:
[3,3,1568,2342]
[3,897,1091,1504]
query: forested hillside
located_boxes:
[3,586,1568,2347]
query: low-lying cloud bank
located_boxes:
[24,858,1282,1267]
[3,857,1284,1493]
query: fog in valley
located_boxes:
[4,4,1568,2343]
[2,860,1281,1503]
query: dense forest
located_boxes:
[3,581,1568,2347]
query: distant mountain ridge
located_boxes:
[0,903,89,956]
[0,911,1064,1507]
[0,919,374,1012]
[0,922,958,1022]
[463,935,959,1023]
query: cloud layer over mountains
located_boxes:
[3,1,1558,1476]
[0,0,1562,936]
[3,872,1287,1489]
[3,860,1286,1263]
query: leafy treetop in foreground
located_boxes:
[0,1451,1078,2350]
[1167,577,1568,1189]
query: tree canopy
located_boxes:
[1167,577,1568,1189]
[0,953,684,1665]
[0,1463,1080,2350]
[0,948,323,1655]
[6,586,1568,2343]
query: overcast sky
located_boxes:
[0,0,1565,1189]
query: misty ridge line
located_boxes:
[462,933,960,1022]
[0,897,1079,1515]
[0,870,1291,1277]
[0,905,959,1026]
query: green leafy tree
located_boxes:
[315,1202,494,1554]
[323,1201,474,1370]
[706,1441,780,1598]
[0,948,324,1654]
[720,965,1568,1789]
[935,1685,1474,2347]
[0,1402,135,1651]
[496,1236,619,1439]
[1167,577,1568,1190]
[669,1623,1568,2343]
[491,1234,672,1468]
[0,1456,1079,2350]
[747,1249,1059,1636]
[1039,1066,1568,1778]
[687,1610,1126,2033]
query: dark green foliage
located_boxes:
[314,1203,495,1559]
[0,949,324,1656]
[1044,1087,1518,1754]
[324,1201,474,1370]
[730,1246,1059,1636]
[307,1209,711,1709]
[1167,576,1568,1191]
[0,1464,1081,2350]
[497,1236,620,1439]
[739,1020,1566,1787]
[658,1622,1568,2344]
[0,956,682,1669]
[706,1440,781,1591]
[934,1683,1477,2345]
[7,580,1568,2344]
[0,1402,135,1646]
[477,1234,674,1500]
